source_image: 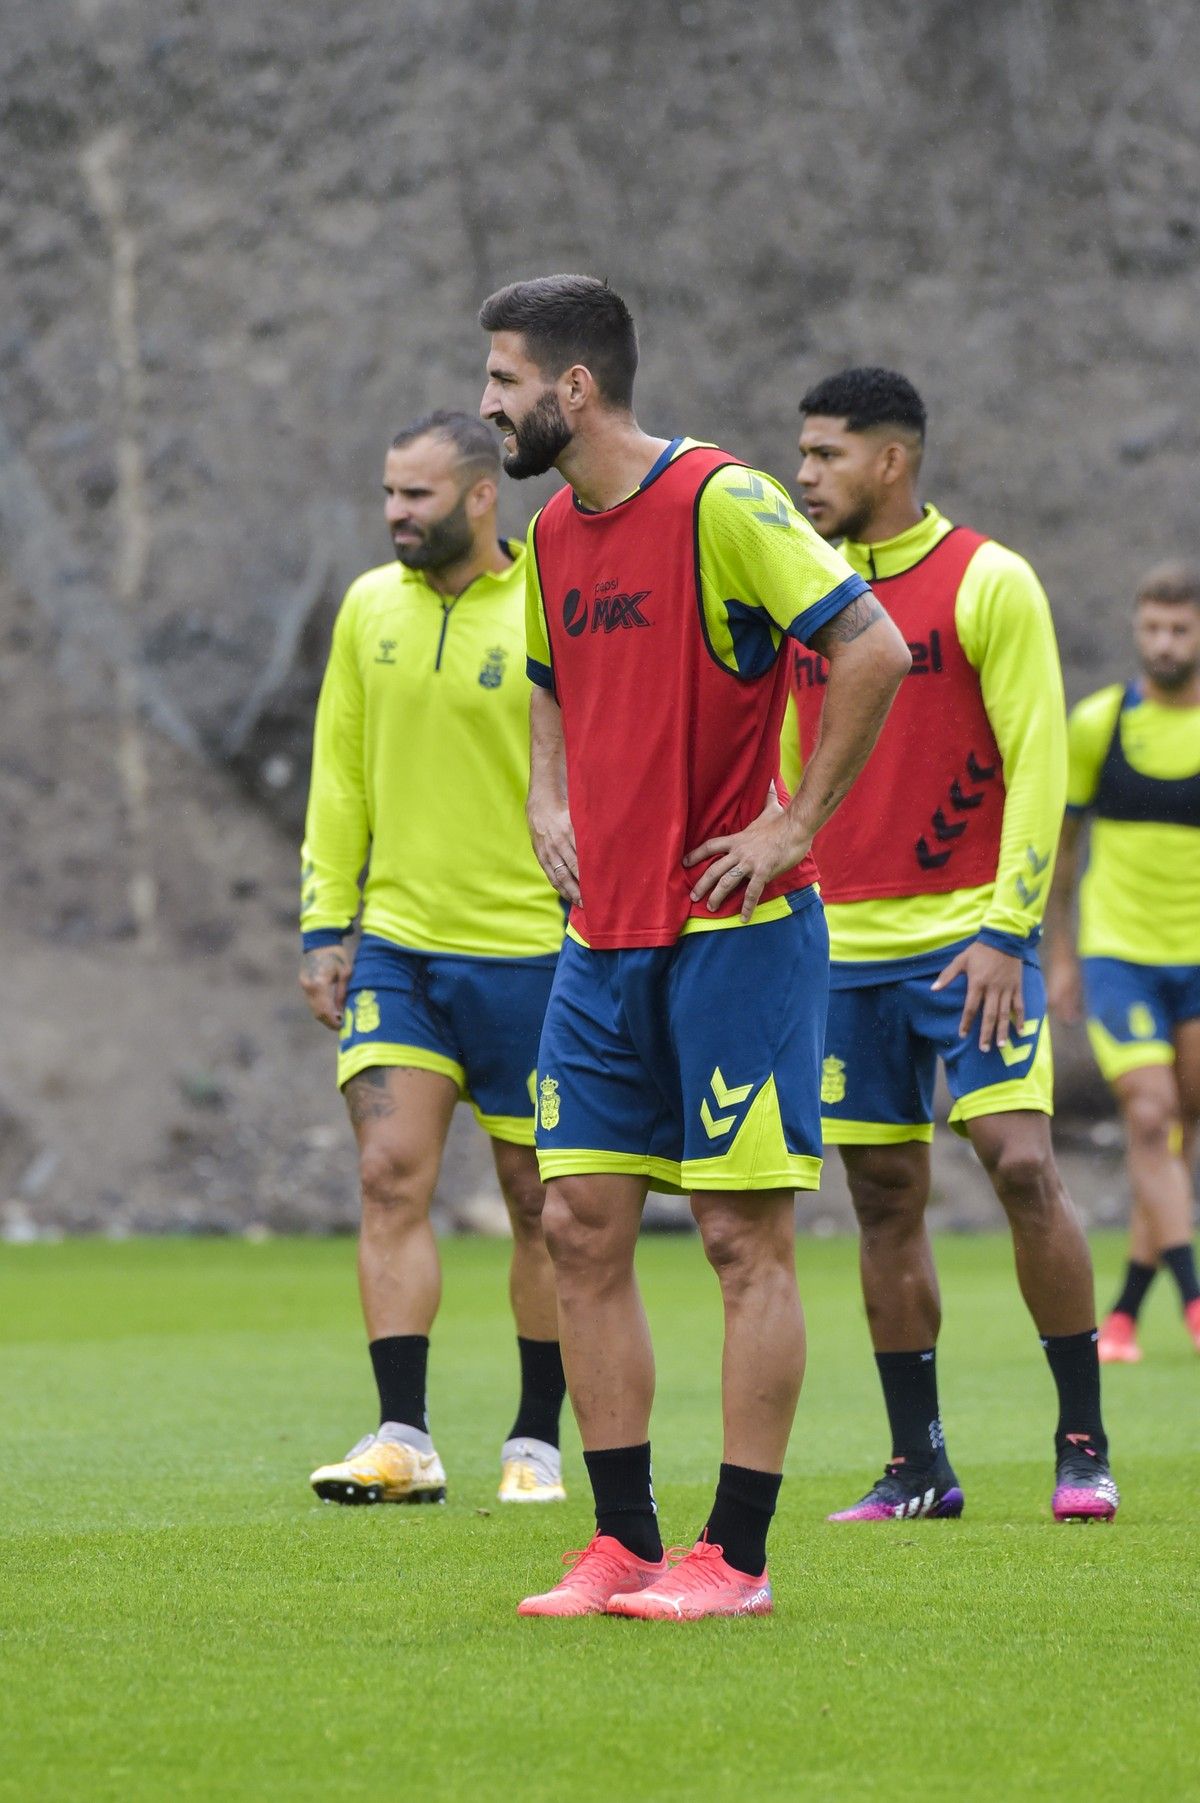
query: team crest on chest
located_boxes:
[478,645,508,688]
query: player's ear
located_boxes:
[561,363,594,413]
[466,474,498,517]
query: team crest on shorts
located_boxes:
[478,645,507,688]
[820,1055,847,1104]
[354,990,381,1034]
[1127,1002,1156,1040]
[539,1075,561,1130]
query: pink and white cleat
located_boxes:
[1052,1435,1119,1522]
[607,1537,772,1620]
[827,1456,964,1522]
[517,1534,667,1618]
[1097,1311,1143,1364]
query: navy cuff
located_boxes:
[302,927,351,952]
[527,656,554,691]
[786,573,872,649]
[977,926,1037,959]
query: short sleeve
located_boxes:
[696,465,870,670]
[524,512,553,690]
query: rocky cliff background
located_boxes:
[2,0,1197,1234]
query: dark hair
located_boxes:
[799,367,927,439]
[1135,559,1200,606]
[478,275,638,409]
[391,409,499,477]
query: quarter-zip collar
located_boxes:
[839,504,954,583]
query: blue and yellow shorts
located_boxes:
[820,947,1053,1145]
[533,890,828,1194]
[1082,956,1200,1083]
[338,935,558,1145]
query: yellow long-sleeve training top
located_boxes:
[300,544,564,959]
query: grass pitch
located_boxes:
[1,1232,1196,1802]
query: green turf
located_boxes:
[1,1233,1196,1802]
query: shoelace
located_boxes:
[659,1539,730,1591]
[560,1536,642,1581]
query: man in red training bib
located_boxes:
[479,276,910,1620]
[785,367,1118,1525]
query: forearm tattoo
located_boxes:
[809,593,887,655]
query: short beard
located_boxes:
[503,390,573,480]
[1144,657,1199,692]
[394,490,474,572]
[821,496,876,544]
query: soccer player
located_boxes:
[784,367,1119,1523]
[1046,561,1200,1362]
[478,277,911,1619]
[301,411,569,1507]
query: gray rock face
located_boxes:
[3,0,1192,1229]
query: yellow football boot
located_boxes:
[310,1430,447,1505]
[498,1436,566,1504]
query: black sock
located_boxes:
[508,1337,567,1447]
[583,1443,662,1562]
[369,1334,429,1432]
[1160,1242,1200,1307]
[875,1348,945,1469]
[1111,1260,1157,1321]
[703,1463,782,1576]
[1041,1329,1107,1457]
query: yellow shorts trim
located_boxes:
[680,1154,822,1193]
[472,1107,536,1148]
[536,1149,688,1195]
[1086,1019,1175,1083]
[946,1021,1056,1135]
[822,1119,935,1146]
[337,1042,465,1093]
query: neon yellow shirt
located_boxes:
[526,438,867,940]
[781,505,1066,963]
[1067,683,1200,964]
[301,546,564,959]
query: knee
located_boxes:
[1123,1092,1176,1154]
[696,1209,786,1296]
[504,1176,547,1242]
[846,1153,926,1238]
[358,1143,429,1223]
[974,1132,1056,1210]
[541,1183,624,1284]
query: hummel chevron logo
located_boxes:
[725,474,791,527]
[999,1017,1041,1067]
[916,837,952,870]
[931,808,966,842]
[1026,846,1051,875]
[949,778,984,811]
[967,751,997,783]
[700,1066,754,1139]
[1016,877,1043,908]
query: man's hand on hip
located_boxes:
[300,944,353,1030]
[684,787,809,923]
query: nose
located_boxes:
[480,381,501,422]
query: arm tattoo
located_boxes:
[809,593,887,656]
[344,1067,397,1126]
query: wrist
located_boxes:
[302,928,350,954]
